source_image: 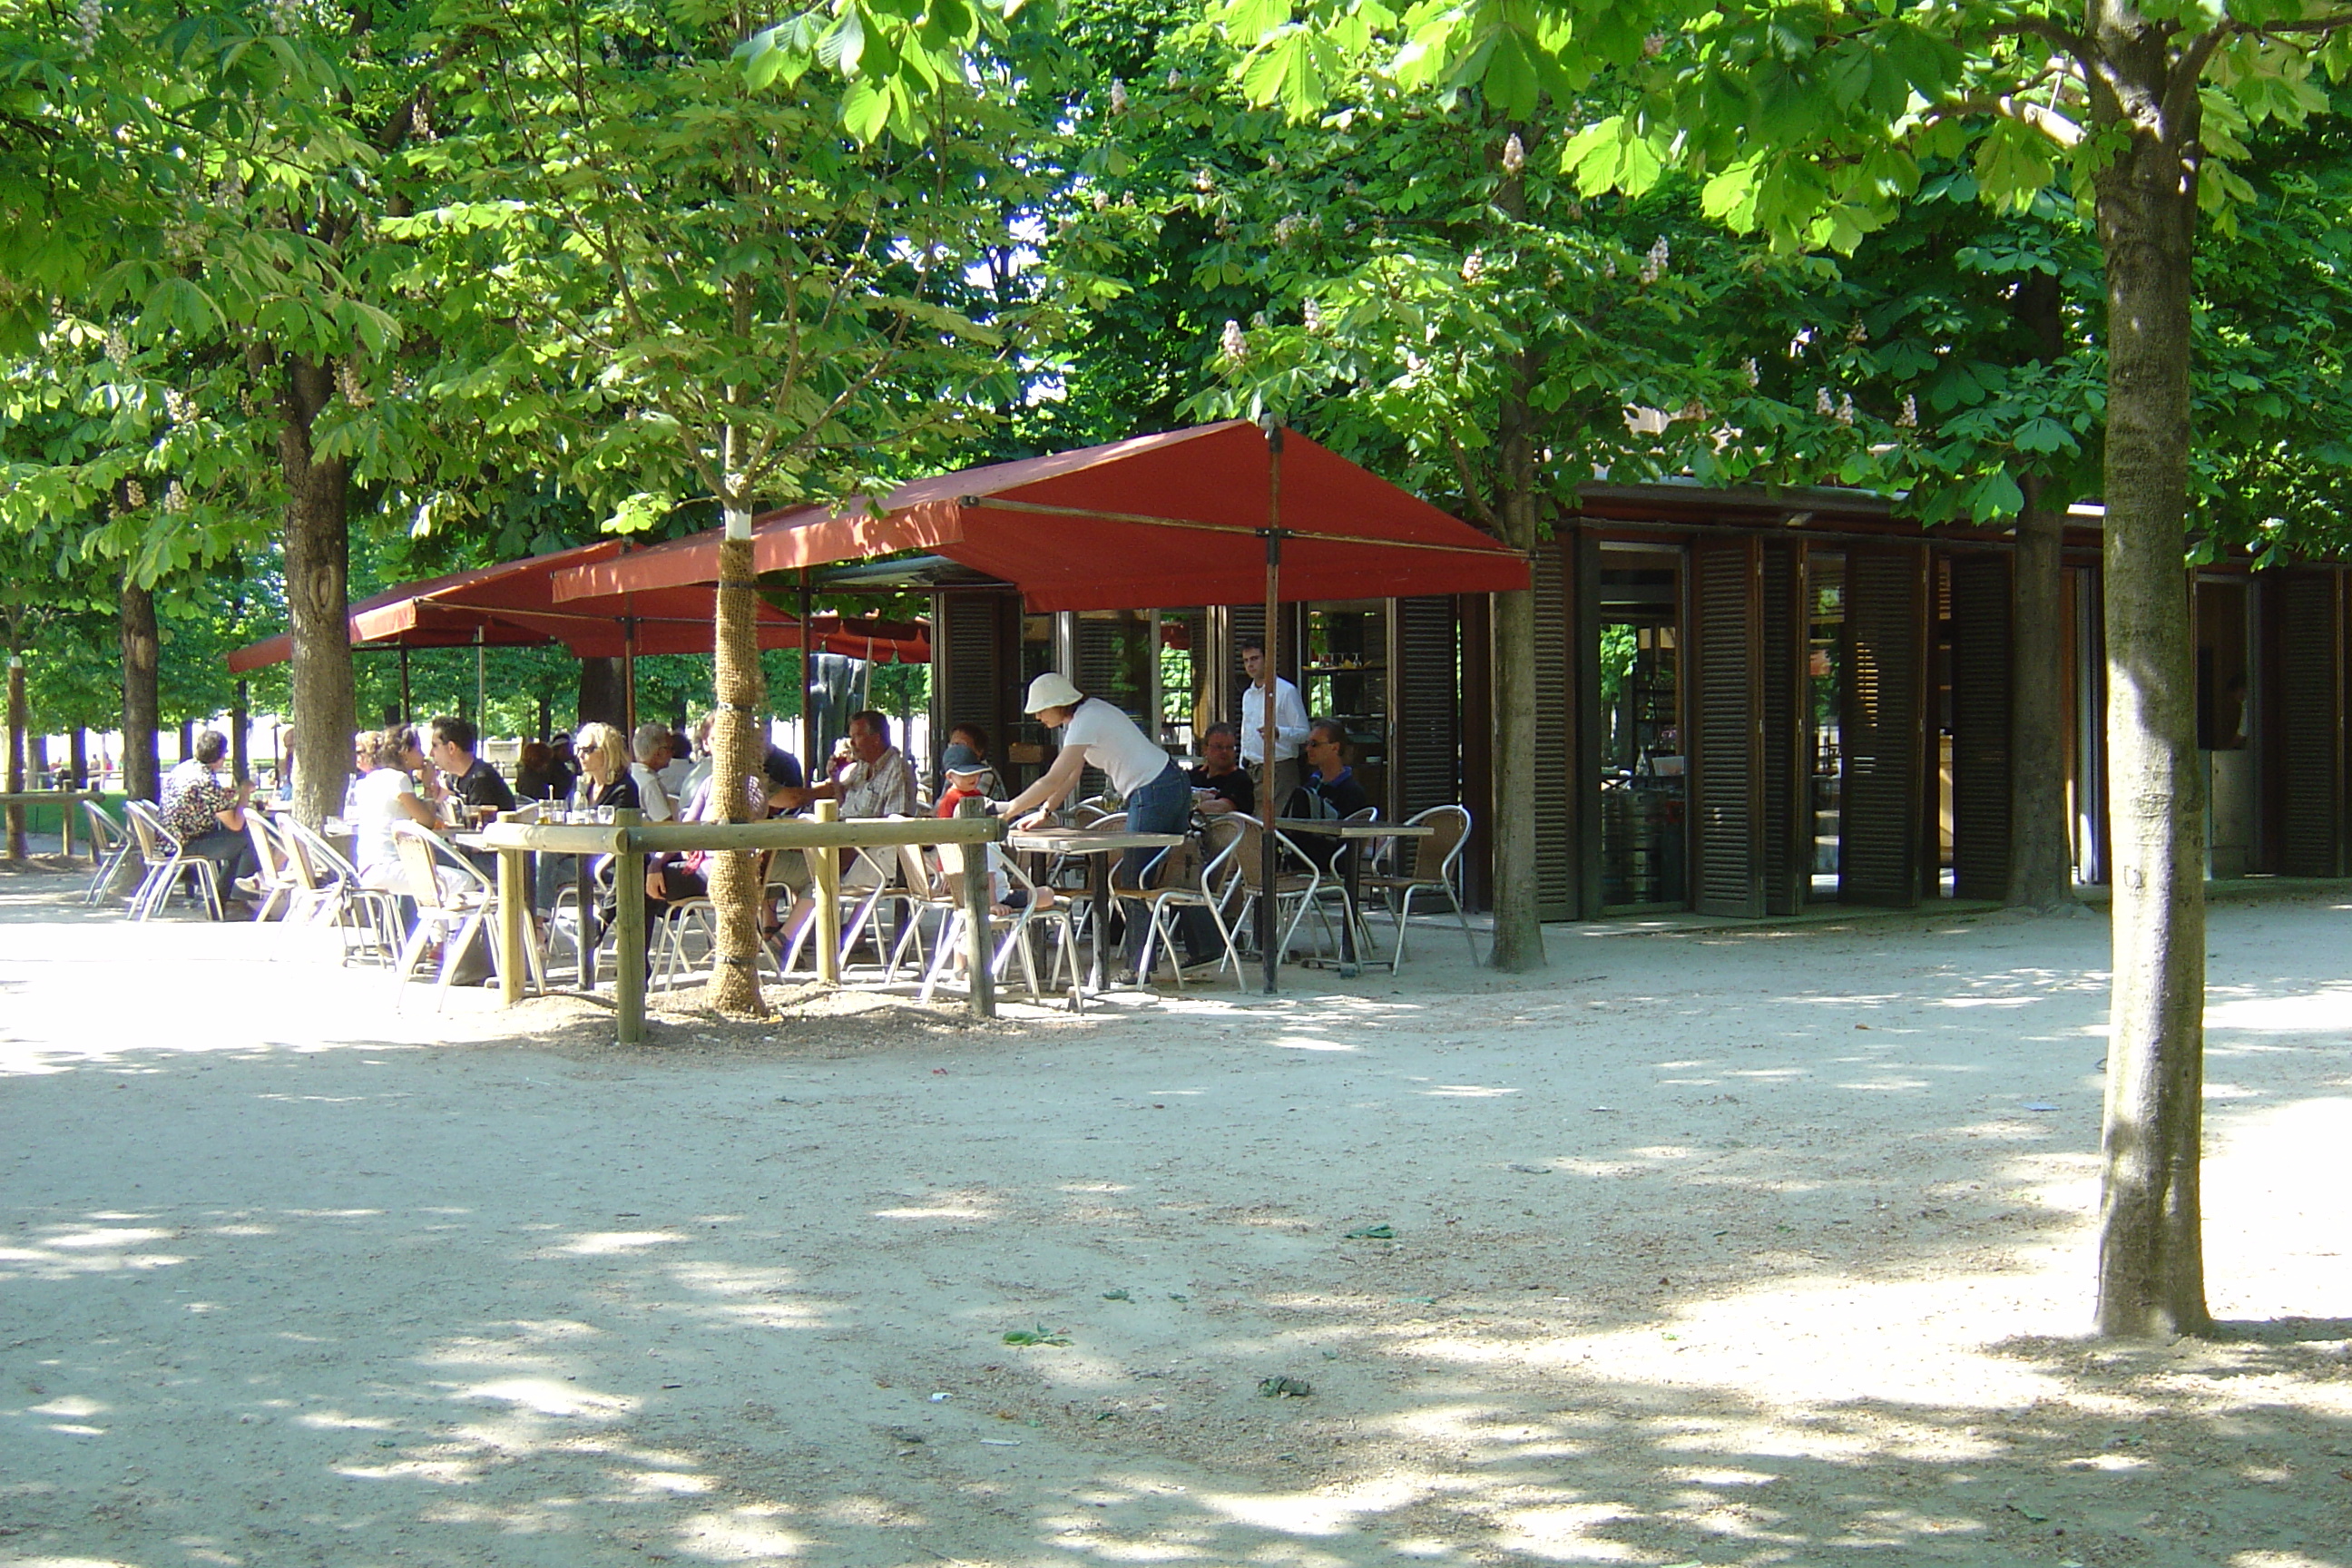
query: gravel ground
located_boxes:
[4,867,2350,1567]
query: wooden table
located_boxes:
[0,790,108,861]
[1271,818,1434,978]
[1006,826,1187,992]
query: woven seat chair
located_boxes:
[1358,804,1477,969]
[122,800,220,922]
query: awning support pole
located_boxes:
[800,570,816,767]
[622,609,638,735]
[1261,424,1284,997]
[398,646,411,723]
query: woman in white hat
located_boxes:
[993,672,1216,982]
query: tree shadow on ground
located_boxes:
[4,878,2349,1564]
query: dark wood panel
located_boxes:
[1533,544,1575,920]
[1759,543,1804,916]
[1949,552,2013,900]
[2275,569,2344,877]
[1691,539,1764,916]
[1392,596,1461,820]
[933,591,1012,791]
[1841,546,1925,906]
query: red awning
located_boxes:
[549,422,1529,612]
[227,540,930,673]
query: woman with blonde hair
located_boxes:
[571,722,640,813]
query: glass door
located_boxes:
[1597,546,1686,911]
[1808,552,1845,901]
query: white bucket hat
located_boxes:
[1023,671,1083,714]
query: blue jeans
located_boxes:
[1120,763,1212,969]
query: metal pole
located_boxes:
[622,609,638,736]
[398,646,412,723]
[475,631,486,727]
[1260,425,1283,996]
[800,569,816,769]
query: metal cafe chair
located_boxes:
[80,799,133,906]
[1359,803,1478,970]
[122,799,221,922]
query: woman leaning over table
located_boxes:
[990,673,1217,985]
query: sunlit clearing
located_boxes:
[1198,1476,1433,1535]
[673,1503,808,1560]
[555,1230,688,1256]
[2205,988,2352,1034]
[457,1377,635,1419]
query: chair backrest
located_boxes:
[81,799,125,854]
[247,813,290,885]
[935,838,985,903]
[276,819,324,891]
[1406,804,1471,882]
[122,800,174,865]
[897,841,947,902]
[286,819,362,887]
[395,822,492,905]
[392,824,450,910]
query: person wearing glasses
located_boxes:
[1289,720,1371,869]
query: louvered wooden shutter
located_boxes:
[1691,539,1764,917]
[2276,569,2345,877]
[1391,596,1460,819]
[1532,544,1574,919]
[1074,615,1142,800]
[934,592,1007,792]
[1759,544,1804,915]
[1841,546,1926,906]
[1948,553,2013,899]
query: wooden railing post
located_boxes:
[497,842,529,1006]
[956,799,995,1020]
[612,808,646,1044]
[810,799,841,986]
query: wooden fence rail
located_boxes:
[476,806,1006,1043]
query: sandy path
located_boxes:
[4,868,2351,1567]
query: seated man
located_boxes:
[782,711,916,946]
[1288,720,1372,870]
[629,722,676,822]
[1185,721,1254,816]
[160,730,260,913]
[428,715,515,819]
[809,710,917,818]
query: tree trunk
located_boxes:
[2088,15,2210,1338]
[120,577,160,803]
[70,728,88,789]
[1485,125,1547,973]
[5,650,25,860]
[280,358,356,828]
[705,527,769,1017]
[577,657,627,730]
[2008,487,2073,907]
[537,693,552,742]
[2007,265,2076,910]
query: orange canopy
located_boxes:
[550,422,1529,612]
[227,540,929,673]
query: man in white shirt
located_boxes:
[780,710,917,949]
[1240,638,1308,820]
[629,723,676,822]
